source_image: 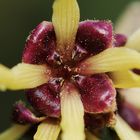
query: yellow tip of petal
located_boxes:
[60,83,85,140]
[52,0,80,58]
[0,64,11,91]
[0,124,30,140]
[114,115,139,140]
[0,63,50,91]
[110,70,140,88]
[126,28,140,51]
[34,121,60,140]
[75,48,140,75]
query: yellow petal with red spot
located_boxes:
[60,83,85,140]
[75,48,140,75]
[0,124,30,140]
[34,120,60,140]
[110,70,140,88]
[114,115,139,140]
[0,63,50,91]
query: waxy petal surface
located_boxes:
[113,34,127,47]
[76,20,113,55]
[26,84,60,118]
[74,74,116,113]
[22,21,59,66]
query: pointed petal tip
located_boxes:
[52,0,80,59]
[34,120,60,140]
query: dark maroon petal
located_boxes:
[113,34,127,47]
[22,21,61,66]
[26,83,60,118]
[75,20,113,57]
[84,112,115,130]
[12,101,45,124]
[118,100,140,131]
[73,74,116,113]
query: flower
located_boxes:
[1,0,140,140]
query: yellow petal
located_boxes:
[119,88,140,109]
[60,83,85,140]
[86,131,100,140]
[115,2,140,36]
[110,70,140,88]
[114,115,139,140]
[0,124,30,140]
[126,28,140,51]
[34,120,60,140]
[75,48,140,75]
[0,63,50,91]
[0,64,12,91]
[52,0,80,58]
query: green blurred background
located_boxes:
[0,0,137,136]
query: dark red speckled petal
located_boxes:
[73,74,116,113]
[75,20,113,59]
[118,99,140,131]
[22,21,61,66]
[12,101,45,124]
[26,83,60,118]
[113,34,127,47]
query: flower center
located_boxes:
[52,64,74,81]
